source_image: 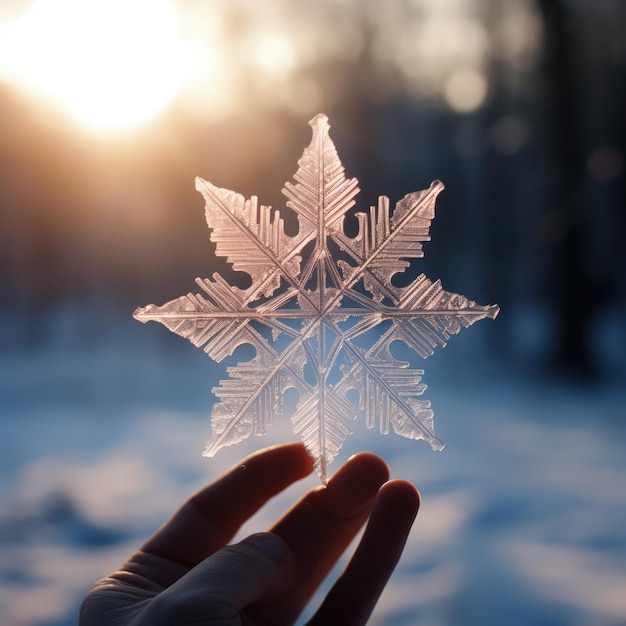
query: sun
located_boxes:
[0,0,187,133]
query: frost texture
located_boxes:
[134,114,499,483]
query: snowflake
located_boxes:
[134,114,499,483]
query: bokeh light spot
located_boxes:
[587,146,624,182]
[489,115,530,154]
[444,69,488,113]
[253,32,297,78]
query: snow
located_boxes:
[1,309,625,626]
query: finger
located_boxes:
[136,533,295,626]
[145,442,313,564]
[116,443,313,587]
[308,479,420,626]
[249,452,390,624]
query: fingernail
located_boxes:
[243,533,289,563]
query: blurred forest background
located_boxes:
[0,0,624,380]
[1,1,626,625]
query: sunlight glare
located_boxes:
[252,32,297,78]
[178,40,235,120]
[0,0,186,133]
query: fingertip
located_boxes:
[341,451,390,486]
[346,451,390,474]
[313,452,390,520]
[378,479,421,517]
[243,441,315,478]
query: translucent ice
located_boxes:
[134,114,499,483]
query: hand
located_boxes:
[80,442,420,625]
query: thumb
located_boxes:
[141,533,294,625]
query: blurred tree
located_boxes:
[538,0,624,377]
[538,0,596,376]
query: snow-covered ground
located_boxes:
[1,309,625,625]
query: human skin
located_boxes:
[80,442,420,625]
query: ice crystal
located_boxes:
[134,114,499,483]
